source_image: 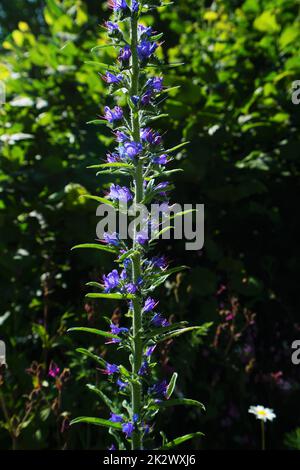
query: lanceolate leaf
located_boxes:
[71,244,117,254]
[86,119,107,125]
[67,327,120,340]
[157,326,207,342]
[79,194,114,206]
[70,417,122,430]
[86,384,114,409]
[164,141,190,154]
[87,163,133,169]
[166,372,178,399]
[145,322,188,340]
[149,266,188,289]
[159,432,204,450]
[75,348,106,367]
[150,398,205,411]
[86,293,135,300]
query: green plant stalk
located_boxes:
[130,8,143,451]
[261,420,266,450]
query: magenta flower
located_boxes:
[48,361,60,378]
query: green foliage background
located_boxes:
[0,0,299,450]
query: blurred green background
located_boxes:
[0,0,300,450]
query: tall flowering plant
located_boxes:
[69,0,204,450]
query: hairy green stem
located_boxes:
[130,8,143,450]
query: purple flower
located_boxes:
[136,232,148,245]
[120,269,128,281]
[48,361,60,378]
[151,255,168,269]
[105,21,120,33]
[122,422,134,438]
[126,283,138,294]
[110,323,129,335]
[121,141,142,159]
[146,77,163,92]
[119,45,132,62]
[143,297,157,312]
[104,106,123,123]
[155,181,169,191]
[104,362,120,375]
[103,232,120,246]
[115,130,128,142]
[110,413,123,423]
[108,184,133,202]
[151,313,170,327]
[132,0,139,12]
[138,24,153,37]
[153,154,169,165]
[108,444,116,450]
[146,345,156,357]
[141,91,152,106]
[138,360,149,376]
[103,269,120,292]
[108,0,127,10]
[117,378,128,390]
[137,40,158,60]
[131,95,140,106]
[141,127,161,145]
[106,152,120,163]
[148,380,168,398]
[103,72,123,84]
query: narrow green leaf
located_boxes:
[75,348,106,367]
[70,417,122,430]
[86,384,114,409]
[84,61,117,72]
[166,372,178,399]
[91,44,117,53]
[116,249,139,263]
[164,141,190,154]
[67,327,120,340]
[71,244,116,254]
[86,119,107,125]
[86,293,135,300]
[85,281,103,289]
[150,398,205,410]
[158,326,205,342]
[87,163,133,169]
[145,322,188,340]
[79,194,114,206]
[160,432,204,449]
[147,113,169,123]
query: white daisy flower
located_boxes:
[248,405,276,422]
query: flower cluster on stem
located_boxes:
[69,0,204,451]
